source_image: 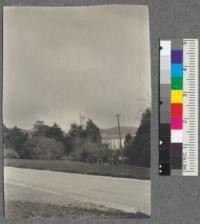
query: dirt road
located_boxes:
[4,166,150,215]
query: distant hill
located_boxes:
[100,126,138,137]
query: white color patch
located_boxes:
[160,40,171,56]
[171,130,183,143]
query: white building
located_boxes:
[101,126,137,150]
[101,134,125,150]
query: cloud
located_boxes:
[3,5,151,130]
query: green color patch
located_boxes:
[171,77,183,89]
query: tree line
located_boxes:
[4,108,150,167]
[124,108,150,167]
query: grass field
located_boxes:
[6,201,150,219]
[5,159,150,179]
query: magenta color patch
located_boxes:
[171,117,183,129]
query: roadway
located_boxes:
[4,166,150,215]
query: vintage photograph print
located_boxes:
[3,5,151,219]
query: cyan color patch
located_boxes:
[171,64,183,77]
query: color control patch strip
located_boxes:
[159,39,199,176]
[171,41,183,175]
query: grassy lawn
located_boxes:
[5,159,150,179]
[6,201,149,219]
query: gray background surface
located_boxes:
[0,0,200,224]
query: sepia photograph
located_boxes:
[3,5,151,219]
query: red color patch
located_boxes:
[171,103,183,117]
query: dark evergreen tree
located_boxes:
[68,123,85,139]
[33,120,48,137]
[45,123,65,142]
[4,126,28,157]
[84,119,102,143]
[124,133,133,147]
[126,108,150,167]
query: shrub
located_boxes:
[69,138,113,163]
[4,148,19,159]
[22,137,65,160]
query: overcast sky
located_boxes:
[3,5,151,131]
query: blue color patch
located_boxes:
[171,64,183,77]
[171,50,183,63]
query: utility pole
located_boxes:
[115,114,123,163]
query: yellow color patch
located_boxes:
[171,90,183,103]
